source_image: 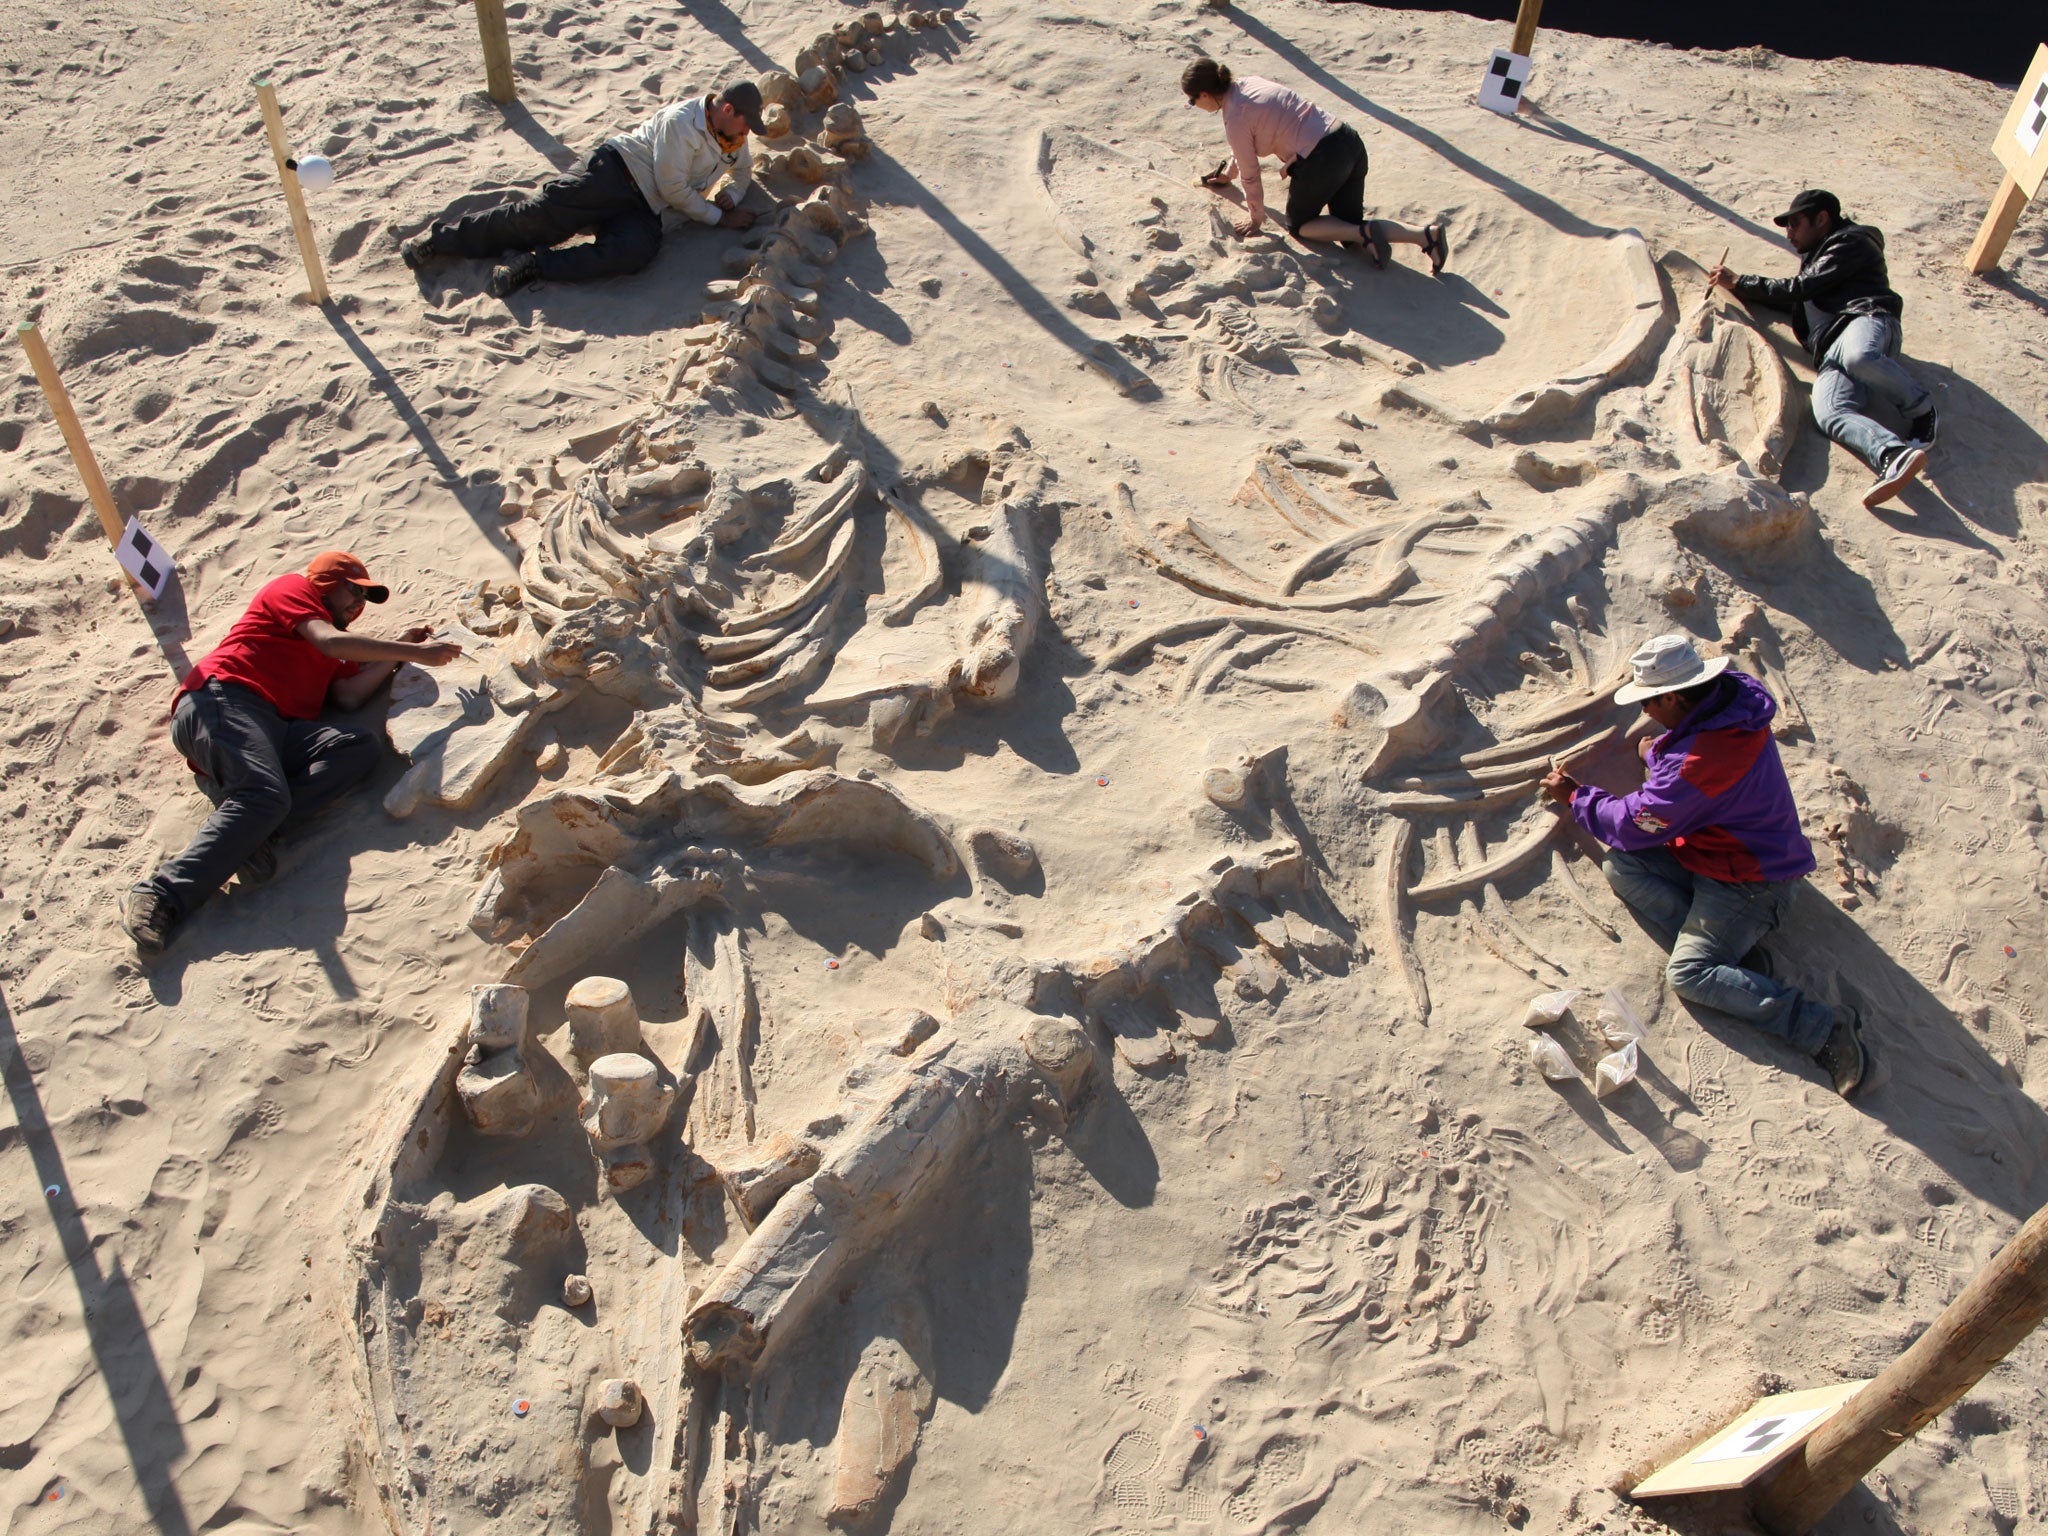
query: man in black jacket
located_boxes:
[1711,189,1935,510]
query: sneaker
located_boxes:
[1862,445,1927,509]
[400,229,450,273]
[121,885,177,957]
[237,838,278,887]
[1905,404,1938,449]
[1812,1006,1870,1099]
[487,250,542,299]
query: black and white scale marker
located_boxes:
[1478,49,1531,117]
[115,516,175,599]
[1629,1379,1869,1500]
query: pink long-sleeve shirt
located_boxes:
[1220,77,1336,225]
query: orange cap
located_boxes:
[305,551,388,603]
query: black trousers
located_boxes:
[1284,123,1368,234]
[432,144,663,284]
[146,680,381,918]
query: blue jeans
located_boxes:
[1811,314,1931,472]
[1602,847,1835,1056]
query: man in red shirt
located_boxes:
[121,552,462,956]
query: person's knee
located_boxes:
[1665,950,1715,1001]
[328,729,384,784]
[229,774,292,825]
[620,227,661,272]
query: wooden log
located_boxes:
[1752,1198,2048,1535]
[15,323,127,553]
[253,77,329,303]
[476,0,518,104]
[1509,0,1544,58]
[1966,172,2029,276]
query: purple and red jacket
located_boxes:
[1569,671,1816,885]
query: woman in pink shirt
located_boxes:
[1181,58,1448,275]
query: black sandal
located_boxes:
[1362,218,1390,270]
[1423,222,1450,277]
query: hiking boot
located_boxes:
[400,228,452,273]
[121,885,177,957]
[1812,1006,1870,1099]
[1863,444,1927,509]
[236,838,279,887]
[487,250,542,299]
[1905,404,1938,449]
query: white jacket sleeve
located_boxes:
[653,120,722,225]
[723,141,754,205]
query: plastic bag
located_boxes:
[1594,1039,1640,1097]
[1520,988,1582,1029]
[1530,1034,1587,1083]
[1594,985,1644,1048]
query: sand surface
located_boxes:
[3,1,2048,1533]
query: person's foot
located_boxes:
[1905,403,1938,449]
[1863,444,1927,509]
[487,250,542,299]
[1422,221,1451,276]
[400,228,451,273]
[1361,218,1390,270]
[236,838,279,887]
[1812,1006,1870,1098]
[121,884,177,957]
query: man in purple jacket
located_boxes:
[1540,635,1870,1098]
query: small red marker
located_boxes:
[2004,945,2017,958]
[513,1399,532,1417]
[827,958,842,970]
[1096,776,1109,787]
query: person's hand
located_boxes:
[1278,162,1292,179]
[719,205,758,230]
[412,640,464,666]
[714,188,736,211]
[1636,733,1657,764]
[1539,768,1578,805]
[399,624,433,644]
[1232,216,1261,239]
[1198,161,1230,189]
[1708,264,1736,290]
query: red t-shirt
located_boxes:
[177,573,360,720]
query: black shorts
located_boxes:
[1284,123,1367,234]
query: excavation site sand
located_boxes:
[1,1,2046,1532]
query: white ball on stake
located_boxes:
[292,154,335,194]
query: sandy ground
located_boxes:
[3,0,2048,1532]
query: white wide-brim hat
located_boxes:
[1614,633,1733,705]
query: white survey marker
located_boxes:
[1631,1380,1870,1500]
[1478,49,1531,116]
[115,516,175,599]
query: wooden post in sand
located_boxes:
[1509,0,1544,60]
[1752,1199,2048,1534]
[476,0,517,104]
[253,76,330,304]
[1967,173,2030,275]
[16,322,129,556]
[1967,44,2048,276]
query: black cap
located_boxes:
[720,81,766,134]
[1773,189,1841,227]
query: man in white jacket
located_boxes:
[404,83,766,297]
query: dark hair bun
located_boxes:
[1180,58,1232,100]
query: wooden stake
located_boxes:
[1510,0,1544,59]
[16,322,128,553]
[1966,172,2030,276]
[1752,1199,2048,1534]
[253,76,330,303]
[476,0,517,105]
